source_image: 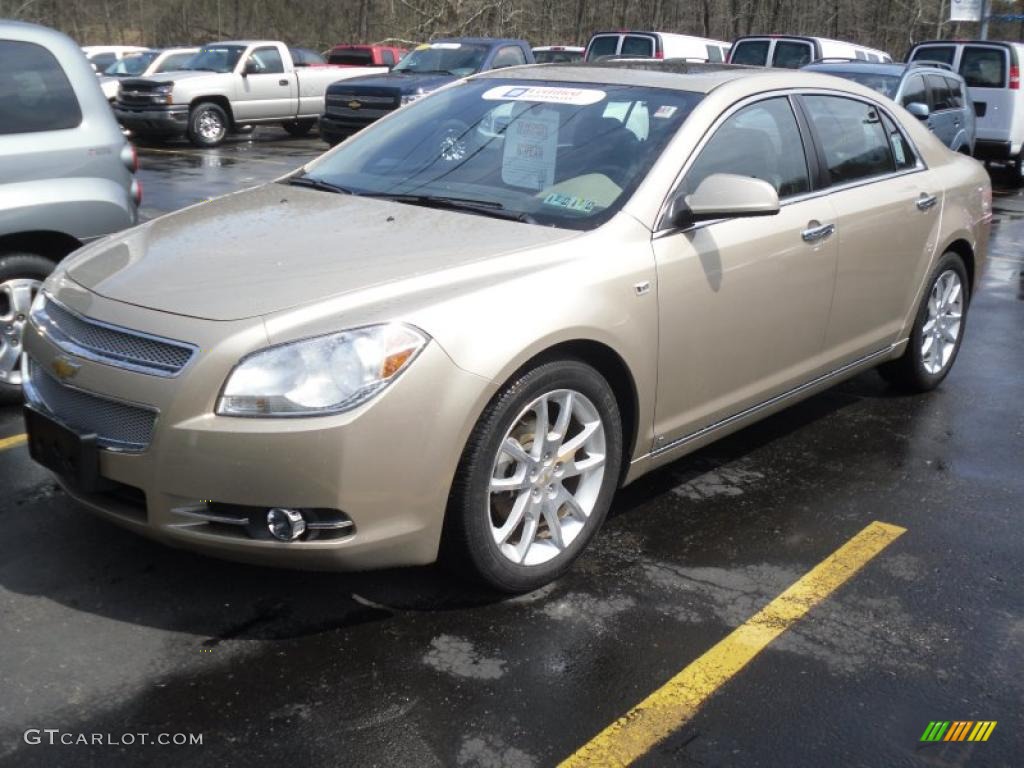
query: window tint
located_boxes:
[382,50,395,66]
[730,40,769,65]
[0,40,82,135]
[586,35,619,61]
[960,46,1006,88]
[250,47,284,74]
[881,113,916,171]
[927,75,952,110]
[492,45,527,69]
[911,45,955,65]
[901,75,927,107]
[706,45,723,63]
[621,36,655,57]
[803,95,894,184]
[772,41,813,68]
[685,97,810,199]
[944,77,964,108]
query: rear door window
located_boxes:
[730,39,769,65]
[772,41,813,68]
[0,40,82,135]
[944,77,965,108]
[621,35,655,58]
[491,45,527,69]
[802,95,895,185]
[881,113,916,171]
[911,45,955,65]
[586,35,620,61]
[926,75,952,110]
[960,46,1007,88]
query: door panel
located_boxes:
[234,47,296,120]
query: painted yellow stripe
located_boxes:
[981,721,997,741]
[968,722,985,741]
[0,433,27,452]
[560,521,906,767]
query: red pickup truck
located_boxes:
[326,44,406,68]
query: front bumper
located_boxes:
[22,280,493,571]
[320,112,380,138]
[114,104,189,135]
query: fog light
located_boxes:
[266,508,306,541]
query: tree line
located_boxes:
[3,0,1023,58]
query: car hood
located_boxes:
[64,184,577,321]
[328,71,458,94]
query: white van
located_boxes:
[729,36,892,69]
[81,45,150,74]
[585,31,730,63]
[907,40,1024,176]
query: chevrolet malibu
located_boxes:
[22,64,990,592]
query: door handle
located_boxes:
[278,79,289,86]
[801,221,835,243]
[916,193,938,211]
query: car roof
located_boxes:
[804,60,966,80]
[430,37,528,45]
[475,61,776,93]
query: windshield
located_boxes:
[535,50,583,64]
[104,51,158,76]
[183,45,246,73]
[300,78,702,230]
[156,51,196,73]
[392,43,489,76]
[823,71,901,99]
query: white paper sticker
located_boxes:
[429,42,461,50]
[653,105,677,119]
[483,85,606,106]
[502,108,560,190]
[891,134,906,166]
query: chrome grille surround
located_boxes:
[32,294,196,377]
[24,357,157,452]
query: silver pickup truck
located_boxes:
[113,40,386,147]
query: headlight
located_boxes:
[400,90,425,106]
[153,84,173,104]
[216,324,428,417]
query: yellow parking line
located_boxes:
[560,520,906,767]
[0,433,27,452]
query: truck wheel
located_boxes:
[282,119,315,137]
[0,253,52,403]
[188,102,229,147]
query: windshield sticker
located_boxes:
[502,108,560,190]
[653,105,678,119]
[543,193,596,214]
[890,133,906,166]
[483,85,606,106]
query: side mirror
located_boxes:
[906,102,930,120]
[242,60,261,76]
[666,173,780,229]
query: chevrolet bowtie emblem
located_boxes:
[51,355,81,381]
[348,100,361,109]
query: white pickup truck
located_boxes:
[113,40,386,147]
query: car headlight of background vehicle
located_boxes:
[216,324,428,417]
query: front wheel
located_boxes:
[444,360,623,592]
[0,254,52,402]
[878,251,969,392]
[187,102,229,147]
[282,118,315,137]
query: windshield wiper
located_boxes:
[282,176,356,195]
[363,193,535,223]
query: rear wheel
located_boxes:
[187,102,229,147]
[282,118,315,137]
[444,360,623,592]
[0,253,52,402]
[878,251,969,392]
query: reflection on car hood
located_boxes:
[119,70,218,86]
[64,184,576,321]
[327,71,458,94]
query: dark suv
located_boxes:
[319,38,535,145]
[803,59,977,154]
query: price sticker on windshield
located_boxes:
[502,108,560,190]
[483,85,606,106]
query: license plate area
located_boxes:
[23,405,105,493]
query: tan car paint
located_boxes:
[23,66,990,569]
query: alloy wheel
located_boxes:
[197,109,224,141]
[0,278,41,386]
[921,269,964,375]
[488,389,606,566]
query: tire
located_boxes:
[1013,154,1024,188]
[878,251,970,392]
[187,102,229,147]
[282,118,315,137]
[0,253,53,403]
[443,359,623,592]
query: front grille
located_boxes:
[327,92,399,107]
[26,359,157,451]
[325,90,399,120]
[37,296,195,376]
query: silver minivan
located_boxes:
[907,40,1024,179]
[0,21,140,401]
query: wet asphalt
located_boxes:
[0,127,1022,767]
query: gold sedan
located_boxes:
[22,64,990,591]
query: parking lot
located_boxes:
[1,129,1022,766]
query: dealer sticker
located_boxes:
[502,108,560,190]
[483,85,606,106]
[543,193,596,213]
